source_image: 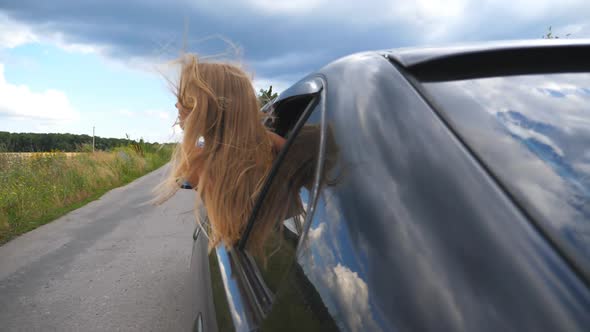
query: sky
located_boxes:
[0,0,589,143]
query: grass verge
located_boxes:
[0,145,173,245]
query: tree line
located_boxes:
[0,85,278,153]
[0,131,163,152]
[258,85,279,105]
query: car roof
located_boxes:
[274,40,590,104]
[269,39,590,107]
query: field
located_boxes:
[0,145,173,244]
[0,152,82,158]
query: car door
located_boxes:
[201,76,328,331]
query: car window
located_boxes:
[422,72,590,279]
[241,98,323,298]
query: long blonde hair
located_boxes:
[157,54,275,251]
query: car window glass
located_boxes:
[244,104,322,294]
[422,73,590,277]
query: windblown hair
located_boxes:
[156,54,276,252]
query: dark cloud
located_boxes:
[0,0,415,79]
[1,0,589,82]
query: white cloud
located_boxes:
[245,0,324,14]
[251,51,326,71]
[45,31,105,54]
[242,0,464,24]
[120,109,171,121]
[490,0,584,20]
[110,108,179,143]
[0,14,164,80]
[157,128,182,144]
[432,74,590,227]
[118,109,135,117]
[0,14,38,48]
[145,109,171,120]
[253,77,292,95]
[249,0,588,42]
[395,0,467,23]
[0,13,102,55]
[307,223,325,243]
[322,263,381,332]
[502,117,565,156]
[554,23,590,38]
[0,63,79,122]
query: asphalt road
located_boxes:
[0,166,197,332]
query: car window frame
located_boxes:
[238,92,322,250]
[231,77,327,321]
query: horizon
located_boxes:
[0,129,173,142]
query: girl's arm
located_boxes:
[267,131,286,152]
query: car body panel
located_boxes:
[188,208,219,332]
[274,76,324,105]
[189,42,590,331]
[291,52,590,331]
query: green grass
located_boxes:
[0,144,173,245]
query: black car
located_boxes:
[188,40,590,332]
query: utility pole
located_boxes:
[92,126,95,153]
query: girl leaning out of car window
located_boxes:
[154,54,303,257]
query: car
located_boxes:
[187,40,590,332]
